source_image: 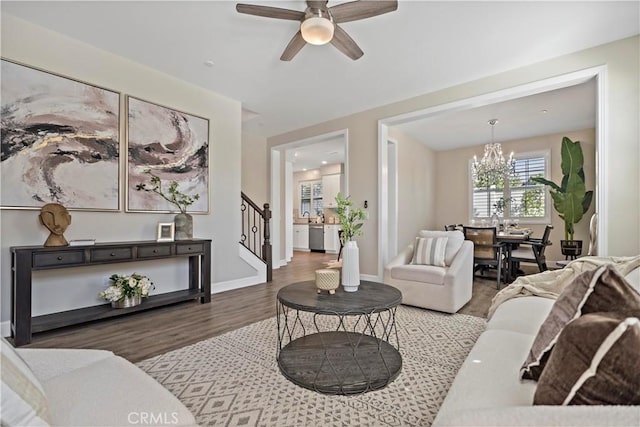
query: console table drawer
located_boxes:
[33,251,85,268]
[176,243,205,255]
[91,247,133,262]
[138,245,171,258]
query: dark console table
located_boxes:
[10,239,211,346]
[276,280,402,395]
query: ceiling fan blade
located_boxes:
[236,4,305,21]
[329,0,398,23]
[280,31,307,61]
[307,0,328,9]
[330,25,364,60]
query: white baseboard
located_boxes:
[1,320,11,338]
[361,274,382,282]
[211,276,264,294]
[210,244,267,294]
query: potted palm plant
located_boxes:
[532,136,593,257]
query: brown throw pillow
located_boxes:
[533,311,640,405]
[521,265,640,381]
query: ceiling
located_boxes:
[284,136,346,172]
[3,1,638,148]
[395,78,597,150]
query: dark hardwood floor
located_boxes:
[23,251,499,363]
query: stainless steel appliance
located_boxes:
[308,224,325,252]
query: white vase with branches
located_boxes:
[335,193,366,292]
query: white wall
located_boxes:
[268,36,639,277]
[388,127,437,249]
[0,15,254,327]
[241,132,268,205]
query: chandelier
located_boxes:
[472,119,515,184]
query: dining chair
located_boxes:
[463,226,506,289]
[510,225,553,273]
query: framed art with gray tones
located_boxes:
[0,59,120,211]
[125,96,209,213]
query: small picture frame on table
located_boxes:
[157,222,175,242]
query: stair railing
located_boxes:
[240,192,272,282]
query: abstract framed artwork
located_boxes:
[126,96,209,213]
[1,59,121,211]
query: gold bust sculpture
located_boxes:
[39,203,71,247]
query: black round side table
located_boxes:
[276,280,402,395]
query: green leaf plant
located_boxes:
[135,169,200,214]
[531,136,593,241]
[335,192,366,241]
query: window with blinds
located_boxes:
[470,150,550,222]
[300,181,323,217]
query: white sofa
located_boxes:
[4,344,196,427]
[433,264,640,426]
[384,230,474,313]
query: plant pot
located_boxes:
[315,269,339,294]
[174,213,193,240]
[341,240,360,292]
[111,294,141,309]
[561,240,583,257]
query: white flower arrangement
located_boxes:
[99,273,154,302]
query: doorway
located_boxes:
[377,66,607,279]
[270,129,349,269]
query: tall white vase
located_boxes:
[341,240,360,292]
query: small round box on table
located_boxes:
[276,280,402,395]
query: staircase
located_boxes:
[240,192,272,282]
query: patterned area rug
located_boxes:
[137,306,485,426]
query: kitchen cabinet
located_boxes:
[322,174,342,208]
[324,225,340,253]
[293,224,309,250]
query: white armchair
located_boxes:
[383,230,474,313]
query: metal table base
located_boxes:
[276,281,402,395]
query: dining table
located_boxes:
[496,229,532,282]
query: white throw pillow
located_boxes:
[411,236,448,267]
[1,338,51,426]
[417,230,464,266]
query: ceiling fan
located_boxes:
[236,0,398,61]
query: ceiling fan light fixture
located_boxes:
[301,16,334,45]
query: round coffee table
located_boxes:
[276,280,402,395]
